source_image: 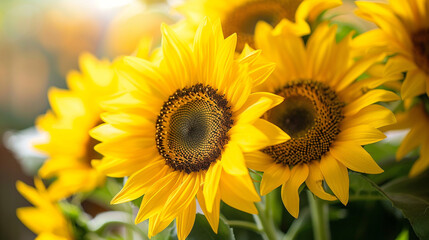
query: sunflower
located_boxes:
[35,53,118,200]
[177,0,342,51]
[354,0,429,100]
[245,21,399,218]
[384,102,429,177]
[16,178,73,240]
[91,18,289,240]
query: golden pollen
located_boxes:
[156,84,233,173]
[222,0,303,51]
[262,81,344,166]
[412,28,429,75]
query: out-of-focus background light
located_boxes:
[0,0,174,239]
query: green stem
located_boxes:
[255,201,279,240]
[307,191,330,240]
[226,220,261,232]
[282,208,310,240]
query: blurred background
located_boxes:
[0,0,176,238]
[0,0,376,239]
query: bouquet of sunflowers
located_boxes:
[10,0,429,239]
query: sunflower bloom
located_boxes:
[16,179,73,240]
[355,0,429,99]
[91,19,289,240]
[35,53,118,200]
[384,103,429,176]
[177,0,342,51]
[245,21,399,218]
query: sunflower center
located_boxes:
[412,28,429,75]
[222,0,303,51]
[156,84,233,173]
[262,81,345,166]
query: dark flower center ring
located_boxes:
[263,80,345,166]
[156,84,233,173]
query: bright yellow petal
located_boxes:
[330,142,383,174]
[176,199,196,240]
[203,161,222,212]
[244,151,275,172]
[401,68,427,99]
[281,164,308,218]
[319,153,349,205]
[159,173,200,220]
[197,188,221,233]
[253,119,290,146]
[340,105,396,129]
[336,125,386,145]
[135,172,181,223]
[111,159,167,204]
[343,90,399,116]
[235,92,284,125]
[260,164,290,196]
[221,142,248,175]
[230,124,270,152]
[305,161,336,201]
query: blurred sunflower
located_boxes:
[35,53,118,200]
[384,102,429,176]
[91,19,289,240]
[16,179,73,240]
[355,0,429,99]
[177,0,342,51]
[245,22,399,218]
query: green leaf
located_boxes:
[381,172,429,240]
[187,213,235,240]
[347,172,429,239]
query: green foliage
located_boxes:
[187,214,235,240]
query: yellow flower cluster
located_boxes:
[16,0,429,239]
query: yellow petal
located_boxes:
[176,199,196,240]
[89,123,128,142]
[340,105,396,129]
[401,69,427,99]
[236,92,284,125]
[305,161,336,201]
[397,126,425,160]
[111,160,166,204]
[100,112,154,134]
[253,119,290,146]
[219,174,258,214]
[203,162,222,212]
[334,53,385,91]
[16,181,47,209]
[159,173,200,220]
[409,143,429,177]
[337,125,386,145]
[260,164,290,196]
[221,142,248,175]
[244,151,274,172]
[230,124,269,152]
[135,172,181,223]
[48,88,86,118]
[197,188,221,233]
[281,164,308,218]
[330,142,383,174]
[161,23,194,89]
[220,170,260,203]
[343,90,399,116]
[319,153,349,205]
